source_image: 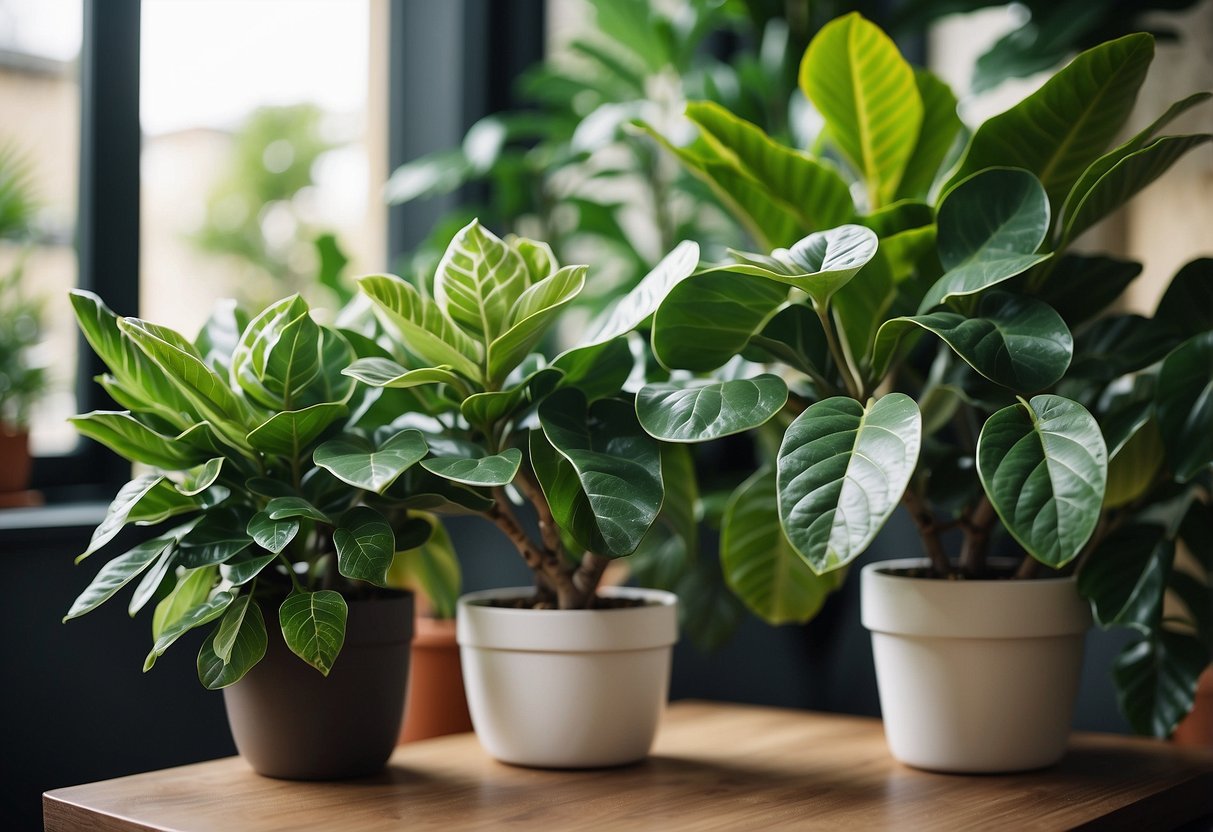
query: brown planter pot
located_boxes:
[0,424,32,492]
[399,615,472,743]
[1173,667,1213,748]
[223,592,414,779]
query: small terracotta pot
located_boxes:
[399,616,472,743]
[223,592,414,780]
[0,424,32,492]
[1174,667,1213,747]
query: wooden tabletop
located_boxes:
[44,701,1213,831]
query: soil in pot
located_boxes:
[399,615,472,743]
[223,591,414,780]
[457,586,678,769]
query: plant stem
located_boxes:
[572,552,610,607]
[816,305,861,399]
[902,488,952,576]
[1014,556,1040,580]
[277,552,305,593]
[486,488,583,607]
[959,496,996,578]
[514,467,563,556]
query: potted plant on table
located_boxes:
[349,220,698,767]
[64,291,438,780]
[639,13,1212,771]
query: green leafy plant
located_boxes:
[64,291,440,686]
[640,13,1212,736]
[0,142,46,429]
[350,219,698,608]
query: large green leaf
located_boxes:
[79,475,164,562]
[1104,418,1163,509]
[1035,254,1142,327]
[977,395,1107,567]
[721,468,843,625]
[684,101,855,232]
[534,390,664,558]
[1078,523,1172,633]
[69,290,196,429]
[873,292,1073,392]
[1059,134,1212,247]
[746,303,831,381]
[1156,332,1213,482]
[212,593,253,662]
[246,402,347,457]
[129,541,177,616]
[333,506,395,586]
[896,69,962,202]
[777,393,922,573]
[357,273,482,380]
[342,357,468,392]
[488,264,587,384]
[219,551,277,586]
[919,168,1051,312]
[177,509,252,568]
[720,225,879,309]
[551,338,634,402]
[388,513,460,619]
[460,366,563,427]
[314,429,428,493]
[434,219,529,343]
[151,565,217,640]
[245,511,299,555]
[800,12,923,208]
[64,534,174,621]
[230,295,325,410]
[636,375,788,442]
[279,590,347,676]
[264,496,330,524]
[69,411,202,470]
[947,34,1155,207]
[198,598,267,689]
[577,240,700,350]
[145,589,234,671]
[1156,258,1213,339]
[650,272,787,372]
[194,298,248,372]
[421,448,522,487]
[1114,631,1209,737]
[118,317,253,450]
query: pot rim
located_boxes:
[458,584,677,612]
[865,557,1078,584]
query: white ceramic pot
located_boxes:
[861,558,1092,773]
[457,586,678,768]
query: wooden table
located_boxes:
[44,701,1213,831]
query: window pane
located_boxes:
[140,0,382,342]
[0,0,82,455]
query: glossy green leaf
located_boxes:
[896,69,962,202]
[246,511,299,555]
[421,448,522,486]
[459,367,563,427]
[1156,258,1213,339]
[777,394,922,573]
[391,467,494,515]
[874,292,1073,392]
[488,264,587,383]
[333,506,395,586]
[212,593,253,663]
[69,411,201,470]
[684,100,854,232]
[1156,332,1213,482]
[230,295,325,410]
[246,402,347,457]
[434,219,529,342]
[551,338,634,402]
[1104,418,1163,508]
[1035,254,1142,327]
[1079,523,1172,632]
[64,534,174,621]
[129,542,177,616]
[219,551,277,586]
[977,395,1107,567]
[145,589,234,670]
[279,590,347,676]
[151,565,216,640]
[194,298,248,372]
[127,480,206,527]
[651,272,787,372]
[198,599,267,689]
[264,496,330,524]
[746,303,831,381]
[1114,631,1208,737]
[800,12,922,208]
[919,168,1051,311]
[167,458,223,498]
[177,509,252,568]
[721,225,879,309]
[832,250,896,370]
[314,429,428,493]
[722,468,844,625]
[577,241,699,349]
[1059,134,1212,247]
[342,357,467,391]
[79,475,164,562]
[534,390,664,558]
[947,34,1155,207]
[358,273,482,380]
[637,375,788,442]
[388,513,460,619]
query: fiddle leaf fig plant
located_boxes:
[641,13,1212,737]
[352,220,699,609]
[65,291,437,687]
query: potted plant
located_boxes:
[639,13,1212,771]
[349,220,698,767]
[0,143,47,507]
[63,291,442,780]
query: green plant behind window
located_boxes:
[0,142,46,429]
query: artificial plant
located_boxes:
[350,219,699,609]
[64,291,441,687]
[639,13,1212,736]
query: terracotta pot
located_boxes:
[458,586,678,768]
[1174,667,1213,747]
[0,424,32,492]
[399,615,472,743]
[223,592,414,780]
[862,558,1091,773]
